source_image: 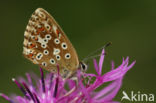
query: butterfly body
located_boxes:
[23,8,83,78]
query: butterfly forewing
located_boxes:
[23,8,79,78]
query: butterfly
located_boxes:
[23,8,88,79]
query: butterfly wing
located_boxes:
[23,8,79,78]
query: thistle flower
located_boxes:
[0,49,135,103]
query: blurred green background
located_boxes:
[0,0,156,102]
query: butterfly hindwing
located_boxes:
[23,8,79,78]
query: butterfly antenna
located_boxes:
[82,42,112,62]
[83,54,104,62]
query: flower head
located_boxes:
[0,49,135,103]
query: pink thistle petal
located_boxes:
[87,58,135,91]
[84,73,97,77]
[0,49,135,103]
[96,78,122,101]
[67,79,76,89]
[77,70,91,102]
[99,49,105,75]
[40,68,46,93]
[93,59,99,75]
[0,93,14,103]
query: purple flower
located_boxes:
[0,49,135,103]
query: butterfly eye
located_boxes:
[61,42,67,49]
[42,62,47,67]
[45,34,51,40]
[80,62,88,72]
[65,53,71,59]
[50,58,55,64]
[54,38,60,44]
[43,50,49,55]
